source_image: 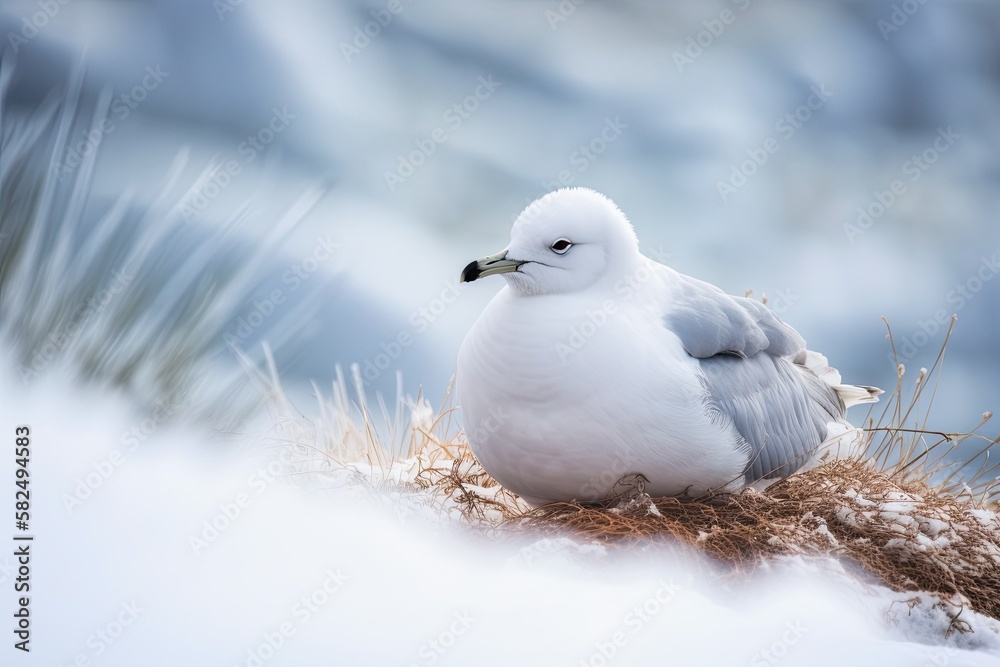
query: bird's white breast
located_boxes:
[457,285,749,505]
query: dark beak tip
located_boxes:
[460,260,481,283]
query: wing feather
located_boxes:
[700,353,844,481]
[662,273,846,482]
[663,276,804,360]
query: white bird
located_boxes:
[457,187,881,507]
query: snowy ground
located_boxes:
[5,363,999,667]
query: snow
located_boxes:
[3,365,1000,667]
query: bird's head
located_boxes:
[460,188,640,296]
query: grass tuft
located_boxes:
[0,58,328,427]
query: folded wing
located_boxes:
[663,274,850,482]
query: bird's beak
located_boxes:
[461,250,525,283]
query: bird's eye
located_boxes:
[550,238,572,254]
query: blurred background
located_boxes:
[2,0,998,441]
[3,3,1000,665]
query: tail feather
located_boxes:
[833,383,883,407]
[798,349,883,408]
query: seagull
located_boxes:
[457,187,881,507]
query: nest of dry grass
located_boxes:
[535,464,998,618]
[413,445,1000,625]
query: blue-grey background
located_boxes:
[2,0,998,441]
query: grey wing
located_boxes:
[663,275,805,360]
[699,353,845,481]
[663,273,844,481]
